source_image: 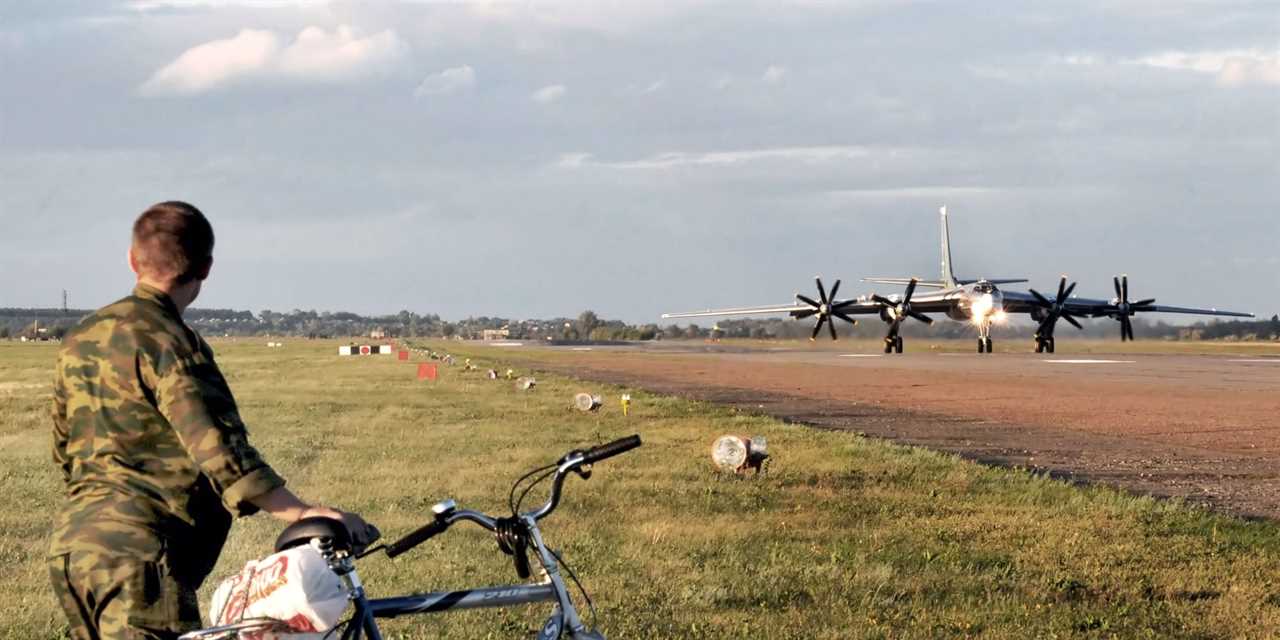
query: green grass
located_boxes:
[3,339,1279,639]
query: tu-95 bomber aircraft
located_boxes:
[663,207,1253,354]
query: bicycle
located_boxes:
[181,434,643,640]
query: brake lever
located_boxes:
[558,450,593,480]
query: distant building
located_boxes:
[370,327,387,339]
[481,328,510,341]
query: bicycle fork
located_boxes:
[526,516,602,640]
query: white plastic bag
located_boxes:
[209,544,350,639]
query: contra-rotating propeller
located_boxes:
[1028,275,1083,338]
[791,276,859,340]
[870,278,933,341]
[1107,275,1156,342]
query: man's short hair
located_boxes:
[132,201,215,284]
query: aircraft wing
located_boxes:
[1000,290,1253,318]
[863,277,949,289]
[999,290,1085,314]
[1106,304,1253,318]
[663,296,904,320]
[661,303,815,319]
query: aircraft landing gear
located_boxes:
[883,334,905,354]
[976,322,994,354]
[1034,336,1056,354]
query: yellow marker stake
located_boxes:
[621,394,631,416]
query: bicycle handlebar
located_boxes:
[582,435,642,465]
[384,435,641,559]
[385,518,448,558]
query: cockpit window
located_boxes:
[974,283,994,293]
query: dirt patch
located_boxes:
[523,351,1280,520]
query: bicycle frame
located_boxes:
[338,513,599,640]
[182,436,640,640]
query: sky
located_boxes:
[1,1,1277,323]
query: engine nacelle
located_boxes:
[946,306,970,322]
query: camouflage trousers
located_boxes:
[49,550,202,640]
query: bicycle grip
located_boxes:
[385,518,448,558]
[582,434,642,465]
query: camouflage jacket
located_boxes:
[50,283,285,580]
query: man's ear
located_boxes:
[127,247,140,277]
[196,255,213,281]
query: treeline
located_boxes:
[2,306,1276,343]
[0,307,660,342]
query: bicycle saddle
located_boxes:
[274,516,352,553]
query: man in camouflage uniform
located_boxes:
[49,201,369,639]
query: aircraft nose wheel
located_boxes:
[977,337,993,354]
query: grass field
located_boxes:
[3,338,1280,639]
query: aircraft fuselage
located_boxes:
[927,282,1006,324]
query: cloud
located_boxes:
[820,186,1006,200]
[141,25,407,95]
[1055,54,1103,67]
[555,153,593,168]
[1057,48,1280,87]
[413,65,476,98]
[531,84,566,103]
[275,26,406,79]
[556,145,881,170]
[640,79,665,94]
[1134,49,1280,87]
[127,0,323,8]
[140,29,279,95]
[1217,55,1280,87]
[762,65,787,83]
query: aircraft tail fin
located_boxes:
[940,205,958,288]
